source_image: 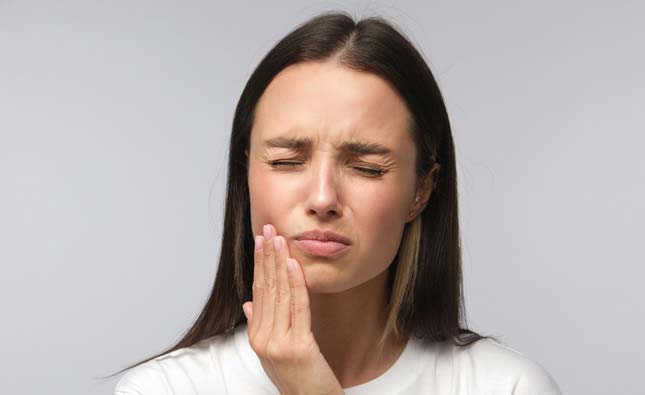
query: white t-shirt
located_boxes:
[114,323,561,395]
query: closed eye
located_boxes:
[268,161,385,177]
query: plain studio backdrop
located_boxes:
[1,1,643,394]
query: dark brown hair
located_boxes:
[104,10,496,379]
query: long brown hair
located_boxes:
[105,10,496,379]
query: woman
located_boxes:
[112,11,561,395]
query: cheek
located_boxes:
[351,184,409,258]
[248,169,296,236]
[248,168,271,236]
[352,179,410,226]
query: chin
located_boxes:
[298,262,356,294]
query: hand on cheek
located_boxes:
[242,224,344,395]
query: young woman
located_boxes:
[112,11,561,395]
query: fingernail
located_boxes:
[263,224,273,240]
[255,235,262,250]
[273,236,282,251]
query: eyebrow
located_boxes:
[263,136,393,157]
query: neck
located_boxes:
[308,268,409,388]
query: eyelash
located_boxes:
[268,161,386,177]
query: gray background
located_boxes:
[1,1,643,394]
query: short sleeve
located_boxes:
[512,358,562,395]
[113,360,172,395]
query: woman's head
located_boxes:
[246,60,439,294]
[109,10,491,378]
[231,12,461,347]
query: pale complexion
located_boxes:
[246,61,438,388]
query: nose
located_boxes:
[304,157,343,219]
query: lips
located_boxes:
[294,229,351,245]
[295,239,349,257]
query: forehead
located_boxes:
[250,61,414,153]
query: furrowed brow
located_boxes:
[338,140,392,157]
[263,136,313,151]
[262,135,392,158]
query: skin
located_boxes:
[244,61,439,390]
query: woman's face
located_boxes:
[247,61,425,293]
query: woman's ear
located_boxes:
[406,162,441,222]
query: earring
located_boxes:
[408,195,421,217]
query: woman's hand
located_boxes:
[242,223,345,395]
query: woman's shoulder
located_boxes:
[113,331,238,395]
[113,358,170,395]
[447,337,562,394]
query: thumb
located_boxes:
[242,302,253,322]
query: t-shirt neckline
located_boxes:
[233,323,423,395]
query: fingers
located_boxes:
[273,234,291,335]
[250,235,265,336]
[287,257,311,337]
[242,301,253,321]
[250,223,309,341]
[260,224,277,339]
